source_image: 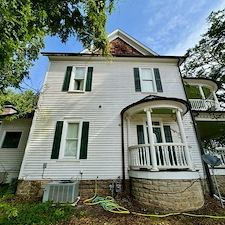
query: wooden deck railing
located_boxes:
[189,99,220,111]
[128,143,189,170]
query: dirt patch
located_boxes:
[68,195,225,225]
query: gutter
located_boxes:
[178,58,214,196]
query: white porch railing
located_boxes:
[129,143,189,170]
[189,99,221,111]
[204,148,225,167]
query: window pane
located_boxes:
[2,132,22,148]
[75,67,85,79]
[66,123,79,138]
[141,68,153,79]
[74,79,84,90]
[142,81,154,92]
[64,140,78,157]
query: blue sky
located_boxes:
[24,0,225,92]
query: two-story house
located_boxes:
[16,29,224,211]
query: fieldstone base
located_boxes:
[131,178,205,211]
[16,179,126,198]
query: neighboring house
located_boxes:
[0,105,32,183]
[17,29,224,211]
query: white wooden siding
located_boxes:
[0,119,31,183]
[19,56,202,181]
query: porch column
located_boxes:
[126,116,131,147]
[212,91,220,109]
[175,109,194,170]
[198,85,205,100]
[145,108,158,171]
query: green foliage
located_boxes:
[0,184,88,225]
[0,89,38,120]
[0,0,115,92]
[182,9,225,103]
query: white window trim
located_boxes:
[68,66,88,92]
[139,67,157,93]
[59,119,83,159]
[1,130,23,149]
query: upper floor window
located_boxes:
[134,67,163,93]
[1,131,22,148]
[62,66,93,92]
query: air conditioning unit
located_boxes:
[42,181,79,203]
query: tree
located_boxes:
[0,89,38,120]
[182,9,225,103]
[0,0,115,92]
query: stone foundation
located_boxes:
[131,178,205,211]
[16,179,126,198]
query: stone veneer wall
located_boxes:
[214,175,225,196]
[16,179,126,198]
[131,178,205,211]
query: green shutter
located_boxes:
[134,68,141,92]
[85,67,93,91]
[80,122,89,159]
[163,126,173,142]
[51,121,63,159]
[137,125,145,144]
[62,66,72,91]
[154,68,163,92]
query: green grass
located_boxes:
[0,183,87,225]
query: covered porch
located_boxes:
[122,95,195,172]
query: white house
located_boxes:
[17,29,225,210]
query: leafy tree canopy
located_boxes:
[0,89,38,120]
[0,0,115,92]
[182,9,225,102]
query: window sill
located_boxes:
[141,91,158,94]
[56,158,81,162]
[67,90,85,93]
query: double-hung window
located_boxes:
[134,67,163,93]
[62,66,93,92]
[51,120,89,160]
[62,122,81,158]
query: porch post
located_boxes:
[145,108,158,171]
[175,109,194,170]
[212,91,220,109]
[126,116,131,147]
[198,85,205,100]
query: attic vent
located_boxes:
[42,181,79,203]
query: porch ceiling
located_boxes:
[197,121,225,140]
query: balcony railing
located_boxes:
[128,143,189,170]
[204,148,225,167]
[189,99,221,111]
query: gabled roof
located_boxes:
[81,29,159,56]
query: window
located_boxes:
[134,67,163,93]
[137,121,172,144]
[62,122,81,158]
[2,132,22,148]
[62,66,93,92]
[51,120,89,160]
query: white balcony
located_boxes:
[189,99,221,111]
[129,143,190,170]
